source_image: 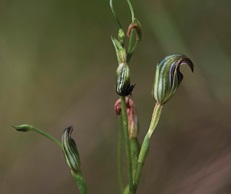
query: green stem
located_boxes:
[13,124,63,149]
[127,0,138,63]
[134,102,163,191]
[146,102,163,139]
[31,127,62,149]
[117,116,124,192]
[126,0,135,21]
[130,138,140,178]
[127,29,135,63]
[130,39,140,58]
[110,0,122,28]
[120,96,134,193]
[71,170,89,194]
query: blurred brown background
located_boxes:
[1,0,231,193]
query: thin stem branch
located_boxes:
[130,39,139,58]
[117,116,124,192]
[110,0,122,28]
[13,124,63,149]
[31,127,62,149]
[126,0,135,22]
[134,102,163,191]
[146,102,163,139]
[126,0,140,63]
[127,30,135,64]
[120,96,134,193]
[126,0,135,63]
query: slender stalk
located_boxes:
[126,0,135,63]
[31,127,62,149]
[130,138,140,178]
[117,116,124,192]
[110,0,122,28]
[127,29,135,63]
[130,40,139,58]
[13,125,62,149]
[126,0,135,21]
[134,102,163,191]
[120,96,134,193]
[146,102,163,139]
[32,128,63,149]
[71,170,89,194]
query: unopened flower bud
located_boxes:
[62,126,81,173]
[118,29,125,46]
[152,54,194,104]
[13,124,33,132]
[116,62,135,96]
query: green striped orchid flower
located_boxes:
[62,126,81,173]
[152,54,194,104]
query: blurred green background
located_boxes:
[1,0,231,193]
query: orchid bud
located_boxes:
[62,126,81,173]
[118,29,125,46]
[152,54,194,104]
[13,124,33,132]
[116,62,135,96]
